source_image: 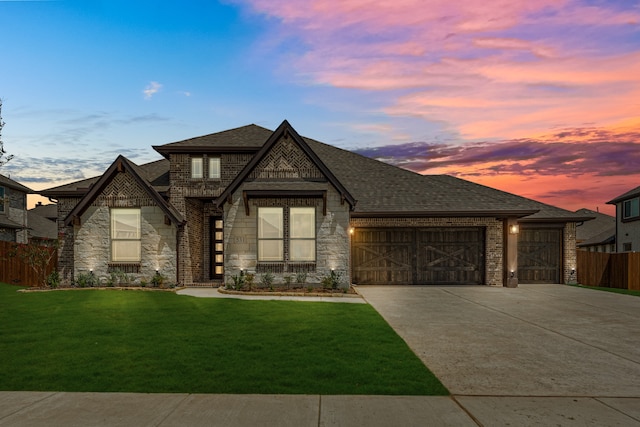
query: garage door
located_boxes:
[518,227,562,283]
[352,227,485,285]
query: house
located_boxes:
[41,120,592,287]
[607,185,640,252]
[575,208,616,253]
[27,202,58,243]
[0,173,32,243]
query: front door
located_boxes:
[211,217,224,280]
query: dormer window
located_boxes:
[209,158,221,179]
[191,158,203,179]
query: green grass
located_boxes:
[571,283,640,297]
[0,283,447,395]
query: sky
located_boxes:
[1,0,639,215]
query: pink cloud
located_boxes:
[236,0,640,141]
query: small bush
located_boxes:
[295,272,307,285]
[75,272,98,288]
[321,270,342,290]
[46,270,60,289]
[151,272,167,288]
[227,273,245,290]
[244,273,255,291]
[260,272,275,291]
[283,275,292,289]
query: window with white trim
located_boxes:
[191,158,203,179]
[290,207,315,261]
[623,197,639,220]
[209,157,221,179]
[258,207,283,261]
[257,207,316,263]
[111,208,141,262]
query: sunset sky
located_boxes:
[1,0,639,215]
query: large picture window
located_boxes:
[258,207,283,261]
[257,206,316,263]
[623,197,639,220]
[111,208,141,262]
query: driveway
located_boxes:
[357,284,640,397]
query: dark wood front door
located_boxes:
[518,227,562,283]
[352,227,485,285]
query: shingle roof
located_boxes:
[41,159,169,197]
[27,211,57,240]
[42,123,594,222]
[574,208,615,242]
[0,216,23,229]
[577,226,615,247]
[153,124,271,158]
[608,185,640,205]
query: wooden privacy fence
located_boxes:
[577,251,640,290]
[0,240,58,287]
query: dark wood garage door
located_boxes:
[352,227,485,285]
[518,228,562,283]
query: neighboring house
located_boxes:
[0,173,32,243]
[28,202,58,243]
[575,208,616,253]
[607,185,640,252]
[41,120,592,287]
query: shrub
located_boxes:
[151,272,167,288]
[283,275,292,289]
[46,270,60,289]
[295,272,307,285]
[321,270,342,290]
[75,272,98,288]
[227,273,245,291]
[260,271,275,291]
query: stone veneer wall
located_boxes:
[223,185,351,285]
[349,217,505,286]
[563,222,577,284]
[68,171,177,285]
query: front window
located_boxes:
[257,206,316,263]
[258,207,283,261]
[209,158,221,179]
[111,208,141,262]
[0,187,4,213]
[191,158,203,179]
[623,198,639,219]
[290,207,315,261]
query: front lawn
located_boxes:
[571,283,640,297]
[0,283,447,395]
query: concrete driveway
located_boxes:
[357,284,640,397]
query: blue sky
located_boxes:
[1,0,640,214]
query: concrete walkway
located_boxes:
[3,284,640,426]
[177,287,366,303]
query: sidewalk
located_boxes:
[2,392,639,426]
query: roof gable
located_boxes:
[215,120,356,208]
[608,185,640,205]
[63,156,184,226]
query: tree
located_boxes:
[0,98,14,168]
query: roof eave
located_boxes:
[350,209,539,219]
[153,145,261,159]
